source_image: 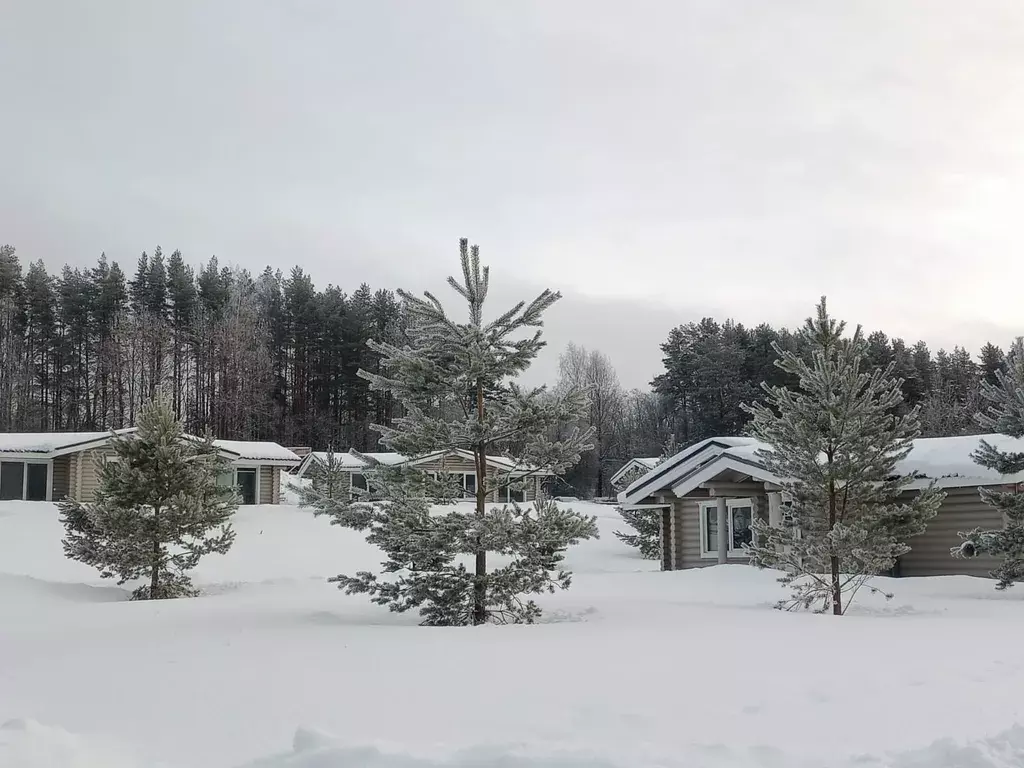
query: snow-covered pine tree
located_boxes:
[308,238,598,626]
[952,339,1024,588]
[744,298,944,615]
[59,398,238,600]
[614,435,680,558]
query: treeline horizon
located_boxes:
[0,244,1011,490]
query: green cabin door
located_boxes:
[235,468,257,505]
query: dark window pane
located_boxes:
[0,462,23,500]
[26,463,47,501]
[236,469,257,505]
[351,473,367,490]
[732,506,753,550]
[508,487,525,503]
[464,473,476,493]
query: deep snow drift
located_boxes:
[2,500,1024,767]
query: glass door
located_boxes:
[235,469,257,505]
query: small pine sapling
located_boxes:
[307,238,599,625]
[952,339,1024,588]
[743,298,944,615]
[59,398,238,600]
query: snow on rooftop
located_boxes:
[622,433,1024,503]
[212,440,301,463]
[898,434,1024,483]
[306,451,408,469]
[0,431,118,454]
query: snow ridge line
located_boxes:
[5,719,1024,768]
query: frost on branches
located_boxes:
[306,238,598,626]
[744,298,944,615]
[952,339,1024,589]
[59,398,238,600]
[614,437,678,559]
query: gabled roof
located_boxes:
[609,457,662,488]
[295,447,551,478]
[617,433,1024,507]
[617,437,764,506]
[211,439,302,465]
[0,429,299,465]
[406,448,550,475]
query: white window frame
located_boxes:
[699,498,754,559]
[504,481,526,504]
[232,465,261,505]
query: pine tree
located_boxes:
[308,238,598,626]
[743,298,944,615]
[952,339,1024,588]
[614,435,678,558]
[59,398,238,600]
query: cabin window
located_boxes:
[464,473,476,494]
[351,473,368,491]
[699,499,753,558]
[505,484,526,504]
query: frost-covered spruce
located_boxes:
[743,298,944,615]
[59,398,238,600]
[305,238,598,626]
[952,339,1024,588]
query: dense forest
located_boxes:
[0,245,405,449]
[556,318,1011,497]
[0,244,1012,497]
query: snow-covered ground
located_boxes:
[2,500,1024,768]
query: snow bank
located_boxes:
[7,720,1024,768]
[0,719,145,768]
[241,726,1024,768]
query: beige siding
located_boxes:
[900,486,1003,578]
[52,455,71,500]
[258,466,274,505]
[75,447,116,501]
[673,494,766,570]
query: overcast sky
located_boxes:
[3,1,1024,389]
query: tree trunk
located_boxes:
[829,482,842,615]
[150,506,161,599]
[473,378,487,626]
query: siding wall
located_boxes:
[900,486,1003,578]
[52,455,71,500]
[258,466,274,505]
[671,493,767,570]
[74,447,115,501]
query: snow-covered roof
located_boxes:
[609,457,662,488]
[618,433,1024,506]
[295,448,549,477]
[212,440,302,465]
[304,451,407,469]
[0,429,136,456]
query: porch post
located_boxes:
[716,496,728,564]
